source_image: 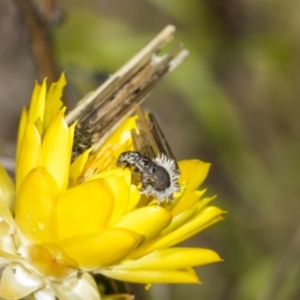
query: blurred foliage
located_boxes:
[2,0,300,299]
[51,0,300,299]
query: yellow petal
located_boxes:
[91,168,131,186]
[0,192,15,230]
[61,228,141,269]
[112,248,222,270]
[104,176,130,226]
[181,207,225,241]
[195,196,216,213]
[16,121,41,191]
[15,167,59,244]
[99,268,200,284]
[27,244,77,280]
[28,81,41,119]
[41,112,72,190]
[162,197,216,236]
[69,148,92,187]
[171,189,207,217]
[51,273,100,300]
[127,185,141,212]
[89,169,137,225]
[44,73,66,132]
[130,206,224,258]
[0,164,16,214]
[0,263,44,299]
[113,206,172,242]
[83,115,137,173]
[160,206,198,236]
[28,79,47,135]
[85,117,138,173]
[57,179,114,240]
[28,80,45,121]
[102,116,137,148]
[178,160,211,193]
[16,108,28,162]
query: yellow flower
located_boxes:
[0,75,225,300]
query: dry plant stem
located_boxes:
[133,105,161,157]
[147,112,178,162]
[65,25,189,152]
[133,105,179,172]
[14,0,59,83]
[42,0,57,22]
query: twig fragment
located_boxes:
[66,25,189,154]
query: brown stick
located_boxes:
[14,0,58,83]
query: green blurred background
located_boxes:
[1,0,300,299]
